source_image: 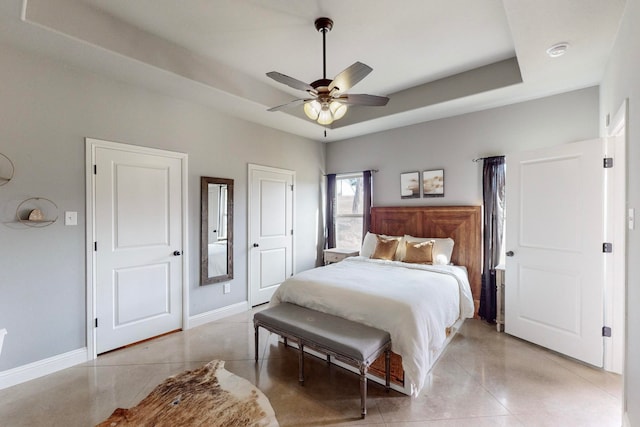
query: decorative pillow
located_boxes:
[360,232,378,258]
[404,240,434,264]
[402,235,455,265]
[360,232,403,259]
[371,235,401,260]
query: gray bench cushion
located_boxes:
[254,303,390,364]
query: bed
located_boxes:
[270,205,482,396]
[208,241,228,277]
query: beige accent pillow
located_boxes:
[404,240,434,264]
[361,232,404,259]
[402,235,455,265]
[371,235,400,260]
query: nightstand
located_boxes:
[495,265,505,332]
[323,248,359,265]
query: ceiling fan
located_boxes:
[266,17,389,126]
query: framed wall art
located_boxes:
[422,169,444,197]
[400,171,420,199]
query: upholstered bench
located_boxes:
[254,303,391,418]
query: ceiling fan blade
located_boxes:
[266,71,315,93]
[267,98,310,112]
[337,93,389,106]
[328,62,372,93]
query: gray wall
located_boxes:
[327,87,599,206]
[0,42,325,371]
[600,0,640,424]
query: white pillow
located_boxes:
[402,235,455,265]
[360,232,404,260]
[360,232,378,258]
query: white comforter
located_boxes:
[270,256,474,396]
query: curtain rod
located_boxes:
[472,155,504,163]
[324,169,378,176]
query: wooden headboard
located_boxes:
[370,206,482,314]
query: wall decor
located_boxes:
[423,169,444,197]
[400,171,420,199]
[0,152,15,186]
[16,197,58,227]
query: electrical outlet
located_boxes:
[223,283,231,294]
[629,208,635,230]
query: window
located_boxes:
[218,186,228,239]
[335,173,364,250]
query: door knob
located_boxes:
[253,243,259,248]
[173,250,182,256]
[506,251,514,257]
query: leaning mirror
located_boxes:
[201,177,233,285]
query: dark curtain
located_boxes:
[326,174,336,249]
[478,156,506,322]
[362,170,372,241]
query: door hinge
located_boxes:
[602,326,611,337]
[290,184,294,191]
[94,242,97,251]
[93,164,97,174]
[95,318,98,328]
[602,242,612,253]
[291,229,294,235]
[603,157,614,168]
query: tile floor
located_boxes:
[0,307,622,426]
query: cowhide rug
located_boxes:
[97,360,279,427]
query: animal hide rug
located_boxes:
[97,360,279,427]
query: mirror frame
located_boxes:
[200,176,234,285]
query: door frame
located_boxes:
[85,138,189,359]
[604,99,627,374]
[247,163,296,306]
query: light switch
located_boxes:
[65,211,77,226]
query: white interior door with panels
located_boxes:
[248,164,294,306]
[505,139,606,367]
[87,138,187,355]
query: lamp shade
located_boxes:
[330,101,347,120]
[304,100,321,120]
[304,99,347,125]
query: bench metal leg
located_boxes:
[254,324,259,362]
[385,349,391,391]
[360,365,367,418]
[298,342,305,385]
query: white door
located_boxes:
[248,164,294,306]
[91,141,185,354]
[505,139,604,367]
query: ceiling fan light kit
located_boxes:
[267,17,389,126]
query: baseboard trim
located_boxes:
[0,348,88,390]
[0,301,251,390]
[187,301,249,329]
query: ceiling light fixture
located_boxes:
[546,42,570,58]
[266,17,388,126]
[302,19,347,125]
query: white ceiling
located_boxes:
[0,0,627,142]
